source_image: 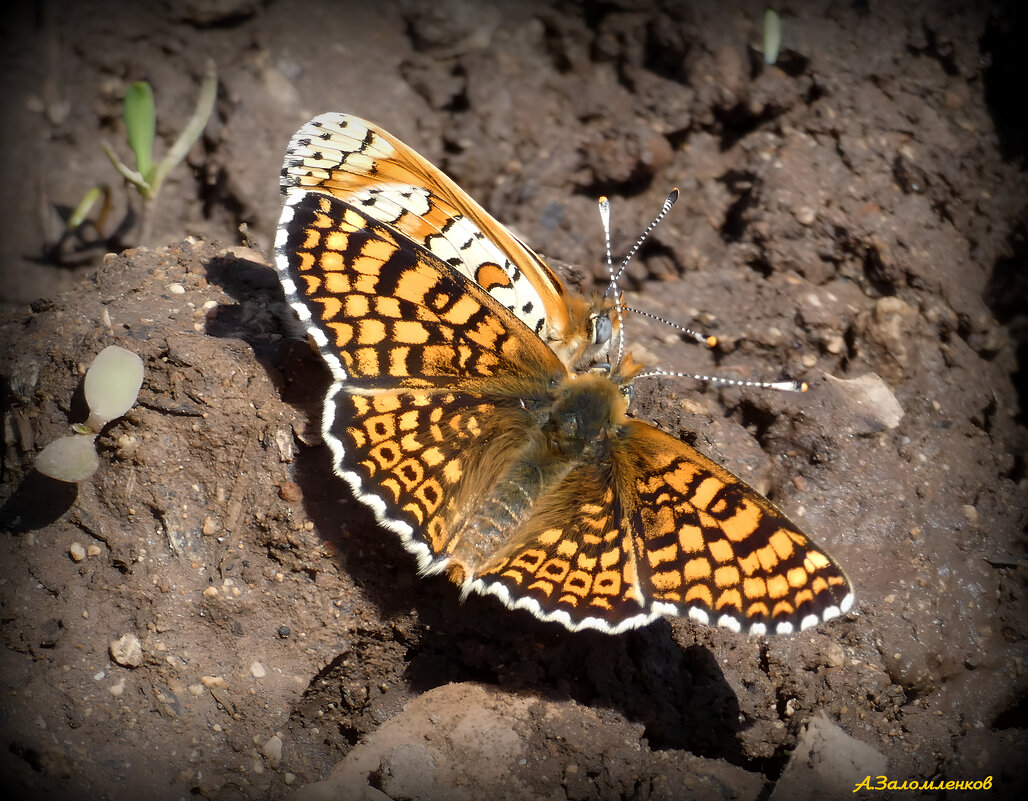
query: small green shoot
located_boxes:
[66,185,110,231]
[84,345,145,432]
[123,81,156,180]
[764,9,782,65]
[103,59,216,201]
[101,59,217,244]
[35,345,145,484]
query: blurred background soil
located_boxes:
[0,1,1026,799]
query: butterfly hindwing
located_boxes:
[467,419,852,634]
[327,387,538,576]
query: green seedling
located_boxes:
[104,60,216,201]
[35,345,144,483]
[763,9,782,65]
[48,184,115,266]
[123,81,156,182]
[33,434,100,484]
[67,185,109,231]
[102,59,217,242]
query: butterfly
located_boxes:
[274,112,854,635]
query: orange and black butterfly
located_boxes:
[275,113,853,634]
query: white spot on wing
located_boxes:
[718,614,742,633]
[799,614,820,631]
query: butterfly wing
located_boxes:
[470,419,853,635]
[280,113,601,369]
[275,190,569,575]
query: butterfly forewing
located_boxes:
[279,113,600,367]
[625,422,851,634]
[277,192,564,389]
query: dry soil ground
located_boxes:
[1,1,1026,800]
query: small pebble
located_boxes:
[824,642,846,668]
[69,542,86,562]
[110,678,126,697]
[86,544,102,557]
[794,205,816,225]
[250,661,267,679]
[261,735,283,764]
[109,633,143,668]
[680,398,709,415]
[824,334,845,355]
[278,481,302,503]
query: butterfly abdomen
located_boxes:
[447,375,623,573]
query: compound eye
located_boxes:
[591,314,613,346]
[620,383,635,403]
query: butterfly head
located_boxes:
[553,292,622,372]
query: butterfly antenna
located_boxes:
[635,368,808,393]
[623,305,718,348]
[600,190,803,394]
[598,195,626,366]
[610,189,679,284]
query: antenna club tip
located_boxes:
[598,195,609,204]
[704,335,718,348]
[798,381,809,392]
